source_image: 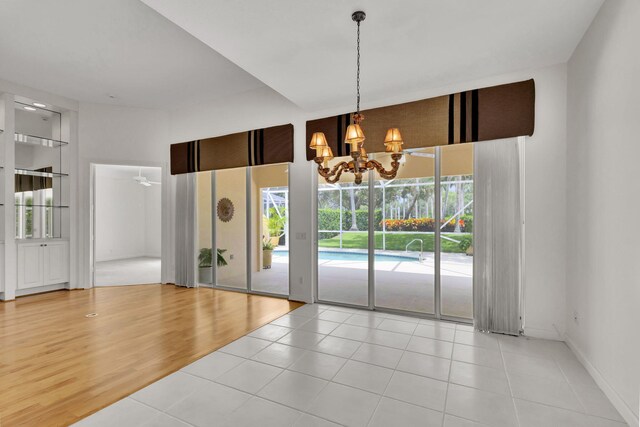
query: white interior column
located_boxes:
[287,116,314,302]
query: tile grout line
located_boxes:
[498,335,522,427]
[364,327,409,427]
[440,328,457,426]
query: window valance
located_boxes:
[305,79,535,160]
[171,124,293,175]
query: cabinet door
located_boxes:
[43,242,70,285]
[17,244,44,289]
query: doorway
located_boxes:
[316,145,474,321]
[92,164,162,286]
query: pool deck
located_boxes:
[252,251,473,318]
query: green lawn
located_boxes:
[318,232,471,253]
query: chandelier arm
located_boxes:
[365,156,402,179]
[317,161,350,184]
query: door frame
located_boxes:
[89,161,164,287]
[314,147,473,324]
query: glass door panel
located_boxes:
[374,148,436,313]
[196,171,213,285]
[317,158,369,306]
[251,164,289,295]
[215,168,247,289]
[439,144,474,319]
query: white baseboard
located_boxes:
[288,293,312,304]
[565,335,638,427]
[15,283,69,297]
[524,325,563,340]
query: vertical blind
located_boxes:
[473,138,523,335]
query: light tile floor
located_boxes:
[95,257,161,286]
[74,304,629,427]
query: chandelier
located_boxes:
[309,11,404,185]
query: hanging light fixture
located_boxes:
[310,11,404,185]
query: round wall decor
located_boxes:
[217,198,234,222]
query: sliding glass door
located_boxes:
[374,148,436,314]
[251,163,289,295]
[196,171,213,285]
[315,146,473,320]
[215,168,248,289]
[440,145,474,318]
[317,157,369,306]
[195,164,290,296]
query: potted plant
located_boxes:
[198,248,228,283]
[267,212,286,247]
[262,239,275,269]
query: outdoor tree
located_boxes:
[348,186,358,230]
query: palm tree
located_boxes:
[348,187,358,231]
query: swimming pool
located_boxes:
[275,250,418,262]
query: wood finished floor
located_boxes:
[0,284,302,426]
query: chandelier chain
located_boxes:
[356,19,361,114]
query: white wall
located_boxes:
[78,103,171,285]
[566,0,640,424]
[94,165,161,262]
[522,65,568,340]
[144,183,162,257]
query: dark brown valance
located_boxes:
[171,124,294,175]
[306,79,535,160]
[15,167,53,192]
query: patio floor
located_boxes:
[252,252,473,319]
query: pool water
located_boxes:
[275,250,418,262]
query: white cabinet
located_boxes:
[17,241,69,290]
[43,241,69,285]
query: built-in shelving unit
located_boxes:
[14,133,68,148]
[15,168,69,178]
[13,100,70,241]
[1,94,74,300]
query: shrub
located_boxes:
[460,214,473,233]
[266,208,287,237]
[441,219,457,232]
[318,209,382,232]
[383,217,435,232]
[317,209,342,232]
[381,217,466,232]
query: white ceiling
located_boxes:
[141,0,604,111]
[0,0,266,109]
[0,0,604,112]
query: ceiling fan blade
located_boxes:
[409,152,436,158]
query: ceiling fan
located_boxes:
[406,148,435,158]
[133,169,160,187]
